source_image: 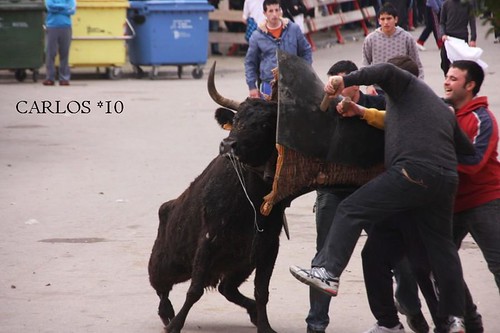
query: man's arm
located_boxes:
[296,27,313,64]
[337,99,386,130]
[457,109,497,173]
[468,3,477,45]
[406,35,425,79]
[244,35,261,97]
[326,63,412,99]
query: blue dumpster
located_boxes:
[127,0,213,79]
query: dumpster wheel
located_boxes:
[133,66,145,79]
[32,69,39,82]
[192,66,203,79]
[149,66,160,80]
[15,69,27,82]
[106,67,123,80]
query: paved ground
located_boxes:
[1,23,499,333]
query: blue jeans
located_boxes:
[306,187,357,331]
[454,199,500,292]
[313,161,465,317]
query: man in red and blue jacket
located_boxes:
[444,60,500,296]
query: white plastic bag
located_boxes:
[444,36,488,69]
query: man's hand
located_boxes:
[366,85,379,95]
[249,88,260,99]
[336,97,366,118]
[324,75,344,98]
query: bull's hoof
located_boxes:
[166,321,182,333]
[166,327,180,333]
[257,326,277,333]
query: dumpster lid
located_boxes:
[0,0,44,9]
[129,0,213,11]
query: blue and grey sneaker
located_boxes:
[289,265,339,296]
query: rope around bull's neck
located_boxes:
[228,155,264,233]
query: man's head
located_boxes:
[444,60,485,109]
[327,60,360,101]
[378,3,398,35]
[387,55,419,77]
[263,0,281,27]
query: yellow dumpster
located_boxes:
[69,0,132,78]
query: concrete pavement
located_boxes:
[1,22,499,333]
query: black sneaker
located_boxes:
[406,310,429,333]
[289,265,339,296]
[307,327,326,333]
[395,299,429,333]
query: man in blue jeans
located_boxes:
[306,60,386,333]
[290,59,474,333]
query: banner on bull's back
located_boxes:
[263,51,385,210]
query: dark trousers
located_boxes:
[312,161,465,317]
[362,218,443,328]
[45,27,72,82]
[417,6,441,47]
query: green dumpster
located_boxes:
[0,0,45,82]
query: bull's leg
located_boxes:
[166,239,211,333]
[157,290,175,326]
[218,270,258,326]
[253,216,282,333]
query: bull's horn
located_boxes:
[208,62,241,111]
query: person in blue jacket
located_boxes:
[244,0,312,98]
[43,0,76,86]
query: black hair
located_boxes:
[327,60,358,76]
[263,0,280,12]
[450,60,484,96]
[378,3,398,18]
[387,55,419,77]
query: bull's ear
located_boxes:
[215,108,235,131]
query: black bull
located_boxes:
[148,52,385,333]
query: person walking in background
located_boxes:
[243,0,266,42]
[416,0,444,50]
[245,0,312,99]
[281,0,309,33]
[439,0,477,76]
[208,0,222,55]
[43,0,76,86]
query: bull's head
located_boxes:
[208,63,278,169]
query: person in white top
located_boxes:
[243,0,266,26]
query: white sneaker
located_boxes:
[447,316,465,333]
[363,323,406,333]
[289,265,339,296]
[416,43,426,51]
